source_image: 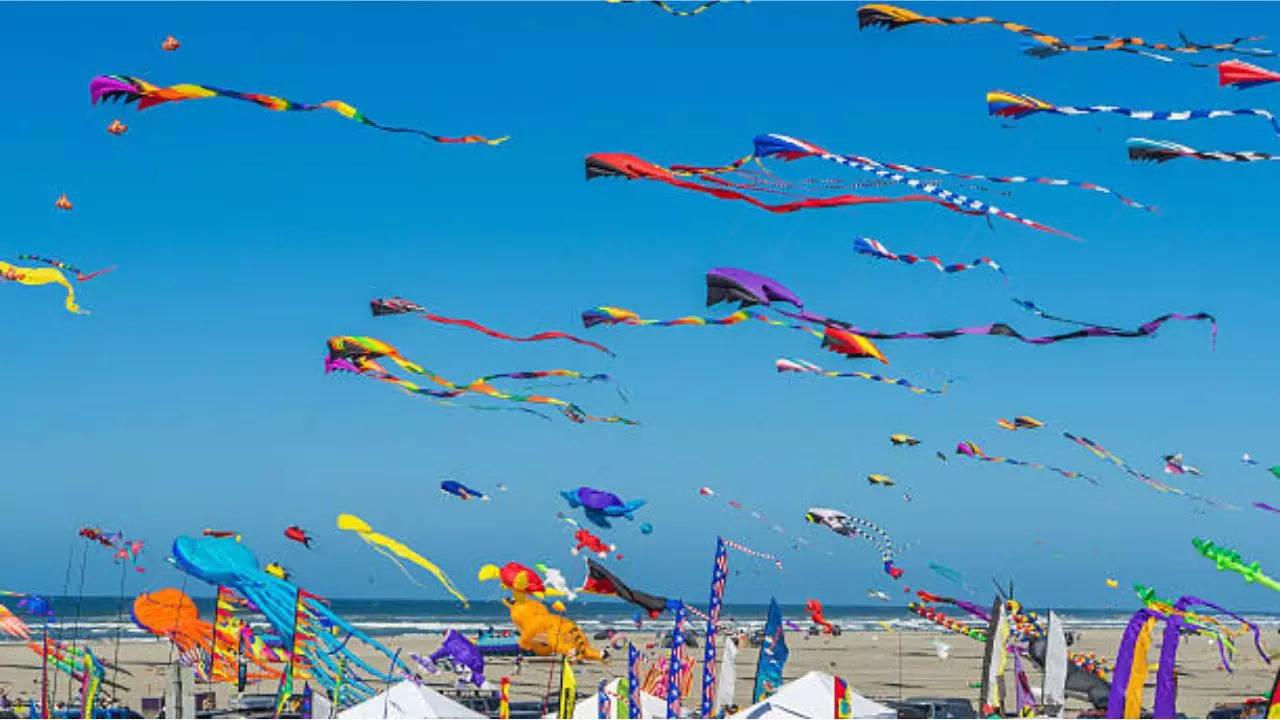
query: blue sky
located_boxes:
[4,2,1279,611]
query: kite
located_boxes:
[867,589,890,602]
[706,267,807,309]
[161,35,180,51]
[106,119,127,135]
[264,562,290,581]
[936,451,947,462]
[131,588,286,683]
[580,559,670,619]
[804,507,902,578]
[561,486,646,522]
[371,297,613,356]
[16,255,115,282]
[699,487,715,496]
[867,474,895,487]
[202,529,239,540]
[890,434,920,446]
[1064,432,1180,492]
[640,522,653,534]
[571,528,616,558]
[956,441,1100,484]
[1242,453,1258,465]
[1163,453,1201,476]
[854,238,1006,280]
[325,335,635,424]
[823,311,1217,347]
[988,89,1280,138]
[997,416,1044,431]
[535,563,577,601]
[478,562,550,597]
[441,480,489,501]
[417,630,485,686]
[336,513,468,606]
[502,594,602,660]
[1272,466,1280,480]
[927,564,969,590]
[1127,136,1280,163]
[90,74,508,145]
[857,4,1273,60]
[752,134,1077,237]
[1106,579,1119,588]
[1192,538,1280,593]
[284,526,314,548]
[775,358,945,395]
[171,535,409,703]
[0,605,29,640]
[1253,502,1280,515]
[805,599,836,634]
[55,194,72,211]
[2,260,88,311]
[585,151,989,216]
[1219,60,1280,89]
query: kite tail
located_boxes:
[419,311,614,356]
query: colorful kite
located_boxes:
[1192,538,1280,593]
[988,90,1280,138]
[867,474,895,487]
[336,513,468,606]
[775,357,944,395]
[478,562,550,597]
[585,151,988,216]
[441,480,489,501]
[1242,453,1257,465]
[752,134,1077,238]
[1127,136,1280,163]
[804,507,902,578]
[805,599,836,634]
[161,35,180,51]
[106,119,127,135]
[535,563,577,601]
[997,416,1043,431]
[1253,502,1280,515]
[580,559,671,619]
[1064,432,1179,492]
[55,194,72,211]
[90,75,508,145]
[1163,453,1201,476]
[890,434,920,446]
[264,562,290,581]
[856,4,1273,60]
[325,336,635,424]
[571,528,616,558]
[854,238,1005,280]
[1,261,83,314]
[955,441,1100,484]
[371,297,612,356]
[16,255,115,282]
[1219,60,1280,89]
[561,486,646,524]
[606,0,726,16]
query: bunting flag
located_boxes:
[701,538,729,718]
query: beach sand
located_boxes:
[0,625,1273,717]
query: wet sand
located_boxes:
[0,625,1273,717]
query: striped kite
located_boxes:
[804,507,903,578]
[854,238,1005,280]
[90,74,508,145]
[372,297,613,356]
[988,89,1280,138]
[325,336,635,424]
[997,416,1043,431]
[857,4,1274,61]
[1127,137,1280,163]
[776,358,945,396]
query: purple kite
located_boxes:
[420,629,485,687]
[705,267,804,309]
[561,486,646,528]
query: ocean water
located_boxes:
[11,597,1280,645]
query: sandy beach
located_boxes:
[1,623,1274,717]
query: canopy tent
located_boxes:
[337,680,486,719]
[731,671,895,719]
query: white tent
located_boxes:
[337,680,486,719]
[730,671,895,719]
[554,678,678,719]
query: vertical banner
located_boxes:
[1042,611,1067,718]
[834,675,852,719]
[700,537,729,718]
[598,678,611,718]
[628,643,641,719]
[499,676,510,719]
[558,654,578,719]
[666,601,688,718]
[714,636,738,713]
[752,598,788,703]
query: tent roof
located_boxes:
[337,680,486,719]
[731,671,895,719]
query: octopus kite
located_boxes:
[90,75,508,145]
[325,335,635,424]
[857,3,1274,60]
[804,507,902,578]
[988,89,1280,138]
[372,297,612,356]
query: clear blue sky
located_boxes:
[4,2,1279,611]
